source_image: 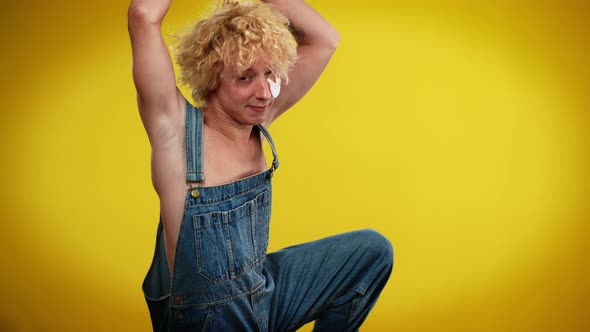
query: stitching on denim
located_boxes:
[185,175,270,206]
[224,213,236,278]
[192,191,270,227]
[200,307,212,332]
[172,280,264,308]
[249,287,265,332]
[195,247,267,284]
[193,190,270,284]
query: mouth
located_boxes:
[248,105,269,112]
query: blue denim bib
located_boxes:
[142,100,279,331]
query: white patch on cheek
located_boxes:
[267,77,281,98]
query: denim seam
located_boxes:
[351,285,367,296]
[192,197,270,228]
[249,287,264,332]
[195,249,267,284]
[170,280,265,308]
[250,202,259,259]
[200,307,212,332]
[185,177,270,206]
[186,184,268,206]
[224,213,236,279]
[190,196,271,214]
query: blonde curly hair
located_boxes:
[175,0,298,107]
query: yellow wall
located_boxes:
[1,0,588,331]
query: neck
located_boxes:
[202,100,256,144]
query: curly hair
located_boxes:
[175,0,298,107]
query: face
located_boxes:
[209,58,276,126]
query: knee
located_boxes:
[352,229,394,269]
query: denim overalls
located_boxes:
[143,100,394,332]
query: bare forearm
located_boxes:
[128,0,180,120]
[264,0,340,49]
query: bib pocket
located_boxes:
[193,190,271,284]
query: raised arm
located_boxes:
[128,0,183,141]
[264,0,340,122]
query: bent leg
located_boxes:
[264,229,394,332]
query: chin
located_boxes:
[250,118,265,126]
[246,112,268,125]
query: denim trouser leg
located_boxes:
[263,229,394,332]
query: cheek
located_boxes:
[232,87,255,103]
[219,86,250,105]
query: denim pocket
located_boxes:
[193,190,270,284]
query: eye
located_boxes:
[238,76,251,81]
[265,71,273,79]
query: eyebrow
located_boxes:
[238,68,273,76]
[241,69,255,76]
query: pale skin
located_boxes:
[128,0,339,274]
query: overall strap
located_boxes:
[185,98,278,182]
[257,124,279,173]
[185,100,205,183]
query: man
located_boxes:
[128,0,393,330]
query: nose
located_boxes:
[253,77,271,100]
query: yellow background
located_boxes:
[1,0,588,331]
